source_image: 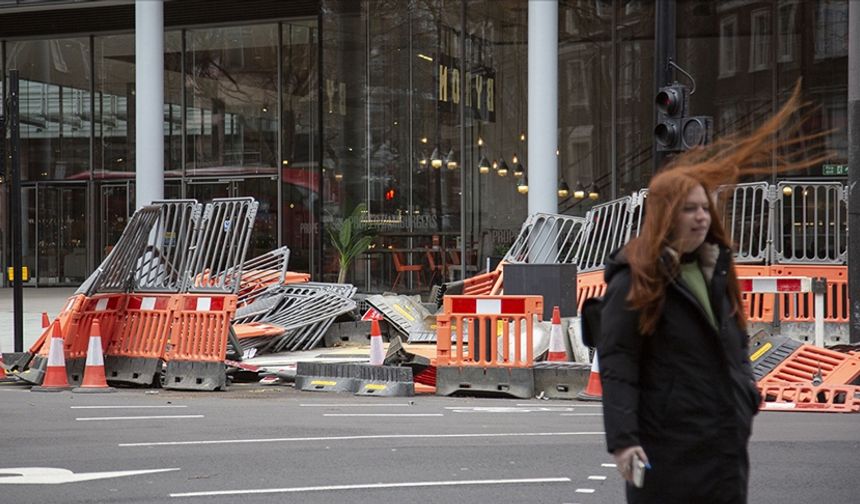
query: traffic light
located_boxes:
[654,83,713,152]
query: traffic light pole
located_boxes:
[848,1,860,344]
[653,0,676,172]
[9,70,24,352]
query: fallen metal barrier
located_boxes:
[134,200,201,293]
[504,213,586,264]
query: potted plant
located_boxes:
[328,203,376,284]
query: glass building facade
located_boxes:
[0,0,850,294]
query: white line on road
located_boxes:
[516,403,602,408]
[601,463,616,468]
[322,413,443,417]
[299,403,410,407]
[588,475,607,481]
[77,415,204,421]
[169,477,572,498]
[120,431,605,447]
[559,413,603,416]
[575,488,596,493]
[70,405,188,409]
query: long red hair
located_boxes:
[625,81,829,335]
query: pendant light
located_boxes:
[430,147,443,169]
[558,179,570,198]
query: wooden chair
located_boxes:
[426,250,444,285]
[391,252,424,290]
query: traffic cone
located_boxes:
[42,312,50,329]
[31,321,71,392]
[577,352,602,401]
[369,319,384,366]
[547,306,568,362]
[73,320,115,393]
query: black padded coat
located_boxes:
[597,243,760,504]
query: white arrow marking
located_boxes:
[0,467,179,484]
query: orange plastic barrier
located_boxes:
[759,383,860,413]
[66,294,126,361]
[104,294,177,386]
[736,265,773,322]
[30,295,88,356]
[436,295,543,367]
[760,344,860,386]
[769,265,848,323]
[168,295,237,362]
[576,270,606,314]
[462,267,502,296]
[233,321,286,340]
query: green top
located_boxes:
[679,261,718,329]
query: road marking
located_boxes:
[0,467,179,485]
[169,477,572,497]
[120,431,605,447]
[300,403,410,407]
[601,463,616,468]
[322,413,443,417]
[446,406,577,413]
[559,413,603,416]
[70,405,188,409]
[575,488,596,494]
[588,475,607,481]
[515,403,602,408]
[76,415,204,421]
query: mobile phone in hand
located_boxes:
[632,453,646,488]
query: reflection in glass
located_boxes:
[7,38,92,181]
[185,25,279,176]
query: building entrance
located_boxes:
[21,183,89,286]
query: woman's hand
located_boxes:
[612,445,649,482]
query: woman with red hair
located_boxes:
[597,83,826,503]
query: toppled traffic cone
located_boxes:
[369,319,384,366]
[577,352,602,401]
[31,321,71,392]
[547,306,568,362]
[73,320,115,393]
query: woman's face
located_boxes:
[675,185,712,253]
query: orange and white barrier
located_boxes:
[547,306,567,362]
[577,353,602,401]
[369,319,384,365]
[73,319,115,393]
[738,275,824,347]
[31,321,71,392]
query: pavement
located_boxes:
[0,287,77,352]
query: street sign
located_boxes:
[361,307,384,321]
[822,164,848,176]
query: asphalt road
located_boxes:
[1,382,858,504]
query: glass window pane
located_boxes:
[7,38,91,181]
[185,24,279,176]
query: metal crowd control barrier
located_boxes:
[504,213,587,264]
[776,182,847,264]
[721,182,771,263]
[236,246,291,305]
[164,294,238,391]
[86,206,162,295]
[435,295,543,398]
[186,198,258,294]
[134,200,201,293]
[575,195,637,272]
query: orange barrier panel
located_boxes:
[576,270,606,314]
[233,321,286,340]
[769,265,848,323]
[462,267,502,296]
[436,295,543,367]
[30,295,88,357]
[104,294,177,386]
[164,294,237,390]
[736,265,773,322]
[64,294,127,385]
[760,344,860,385]
[759,383,860,413]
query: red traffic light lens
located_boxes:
[656,88,681,115]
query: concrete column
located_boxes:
[135,0,164,208]
[848,1,860,343]
[527,0,557,215]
